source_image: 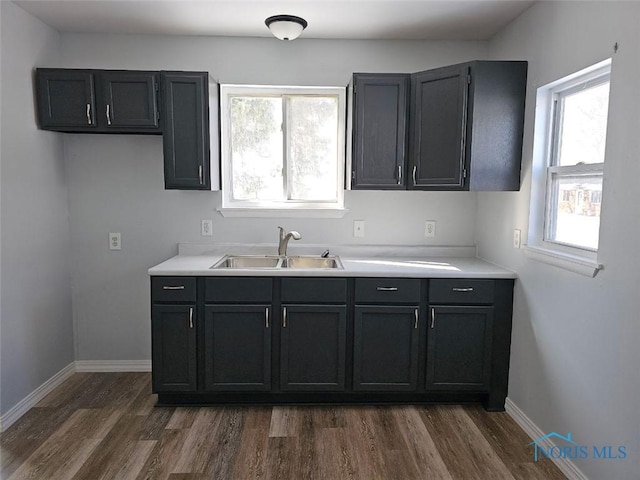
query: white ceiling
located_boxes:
[14,0,535,41]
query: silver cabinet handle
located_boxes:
[199,165,203,184]
[189,307,194,329]
[430,308,435,329]
[282,307,287,328]
[265,308,270,329]
[414,308,419,329]
[397,165,402,185]
[412,165,417,185]
[106,104,111,125]
[86,103,92,124]
[162,285,185,290]
[376,287,398,292]
[452,287,474,292]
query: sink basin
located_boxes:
[211,255,283,269]
[211,254,343,270]
[282,256,343,269]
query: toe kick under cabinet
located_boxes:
[150,276,514,411]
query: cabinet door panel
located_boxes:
[280,305,346,391]
[36,69,96,129]
[204,306,271,391]
[409,65,468,189]
[101,72,159,128]
[152,305,196,392]
[352,74,409,189]
[161,72,210,189]
[353,306,420,391]
[426,306,493,391]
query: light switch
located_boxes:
[353,220,365,238]
[201,219,213,237]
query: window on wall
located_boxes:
[544,67,610,250]
[219,85,346,214]
[527,59,611,276]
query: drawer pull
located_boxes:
[414,308,419,329]
[452,287,474,292]
[430,308,435,329]
[376,287,398,292]
[189,307,194,329]
[265,308,270,329]
[282,307,287,328]
[162,285,185,290]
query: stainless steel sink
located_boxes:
[211,255,283,269]
[211,254,342,270]
[282,255,343,269]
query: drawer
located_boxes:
[281,278,347,304]
[355,278,421,304]
[151,276,196,302]
[429,279,494,304]
[205,277,272,303]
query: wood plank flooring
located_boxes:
[0,373,566,480]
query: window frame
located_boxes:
[219,84,346,215]
[526,59,611,276]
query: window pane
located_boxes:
[288,96,339,201]
[230,97,283,201]
[547,174,602,250]
[556,80,610,166]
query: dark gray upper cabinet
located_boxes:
[161,71,210,190]
[99,71,159,130]
[35,68,160,133]
[351,74,409,189]
[36,69,97,130]
[408,61,527,191]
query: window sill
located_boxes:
[217,207,349,218]
[524,245,603,278]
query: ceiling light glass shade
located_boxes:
[265,15,308,41]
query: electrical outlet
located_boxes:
[424,221,436,238]
[109,232,121,250]
[513,229,521,248]
[201,219,213,237]
[353,220,365,238]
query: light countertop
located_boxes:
[148,244,516,279]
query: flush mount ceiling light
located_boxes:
[265,14,308,41]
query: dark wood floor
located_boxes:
[1,373,565,480]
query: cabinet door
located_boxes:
[353,306,420,391]
[161,72,210,190]
[36,69,96,129]
[280,305,346,391]
[426,306,493,391]
[203,305,271,391]
[151,305,197,392]
[409,64,468,190]
[352,74,409,189]
[100,71,159,129]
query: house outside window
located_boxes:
[219,85,346,215]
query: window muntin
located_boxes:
[221,85,345,210]
[543,67,610,251]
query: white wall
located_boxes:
[0,1,74,416]
[59,33,487,361]
[480,2,640,478]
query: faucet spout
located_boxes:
[277,226,302,256]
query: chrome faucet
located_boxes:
[278,226,301,256]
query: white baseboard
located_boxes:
[75,360,152,372]
[0,362,76,432]
[505,397,589,480]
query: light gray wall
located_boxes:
[59,34,487,361]
[0,1,74,416]
[480,2,640,478]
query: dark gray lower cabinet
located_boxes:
[203,305,271,391]
[425,306,493,391]
[151,305,197,392]
[353,306,420,391]
[280,305,347,391]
